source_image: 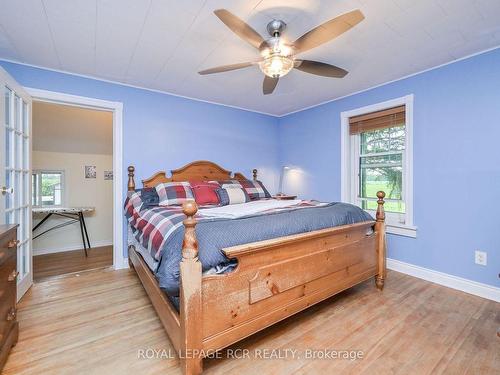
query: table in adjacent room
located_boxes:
[32,207,95,256]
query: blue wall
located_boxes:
[2,48,498,287]
[0,61,280,256]
[278,48,500,287]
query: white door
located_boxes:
[0,67,32,300]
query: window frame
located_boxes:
[32,169,65,208]
[341,95,416,238]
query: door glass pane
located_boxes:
[15,171,21,207]
[32,173,37,206]
[15,133,21,169]
[18,242,24,277]
[23,136,28,169]
[5,128,10,167]
[4,87,11,126]
[22,100,28,134]
[23,243,28,278]
[23,171,29,206]
[5,171,11,209]
[6,210,13,225]
[23,208,28,240]
[14,95,20,131]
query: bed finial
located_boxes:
[375,191,386,291]
[253,169,258,181]
[376,191,385,221]
[181,201,199,260]
[127,166,135,191]
[179,200,203,374]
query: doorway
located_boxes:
[26,89,125,278]
[31,102,114,281]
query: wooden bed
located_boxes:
[126,160,386,375]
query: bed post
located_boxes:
[375,191,386,290]
[127,166,135,191]
[179,201,203,375]
[253,169,257,181]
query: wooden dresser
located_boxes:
[0,225,18,371]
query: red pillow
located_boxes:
[190,181,220,206]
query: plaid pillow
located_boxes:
[155,182,194,206]
[216,186,250,206]
[221,179,271,200]
[138,187,159,207]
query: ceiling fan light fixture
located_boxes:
[259,54,294,78]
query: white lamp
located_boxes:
[277,166,291,196]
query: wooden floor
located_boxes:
[33,245,113,281]
[3,268,498,375]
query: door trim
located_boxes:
[25,88,126,270]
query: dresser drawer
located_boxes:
[0,230,17,267]
[0,252,16,350]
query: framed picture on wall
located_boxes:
[85,165,97,179]
[104,171,113,180]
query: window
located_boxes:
[32,171,64,207]
[341,95,415,237]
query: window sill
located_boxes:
[385,223,417,238]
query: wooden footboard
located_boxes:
[201,220,378,352]
[126,163,386,375]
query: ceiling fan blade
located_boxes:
[198,62,255,75]
[263,76,279,95]
[292,9,364,54]
[294,60,348,78]
[214,9,266,50]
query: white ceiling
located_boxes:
[1,0,499,116]
[33,102,113,155]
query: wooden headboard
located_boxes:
[127,160,257,190]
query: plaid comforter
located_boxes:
[124,192,328,261]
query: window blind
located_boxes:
[349,105,405,135]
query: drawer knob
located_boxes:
[6,307,16,321]
[7,239,20,249]
[7,270,19,282]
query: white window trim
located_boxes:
[341,94,416,238]
[32,169,65,207]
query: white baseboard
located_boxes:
[33,240,113,256]
[387,258,500,302]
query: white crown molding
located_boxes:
[1,44,500,118]
[387,258,500,302]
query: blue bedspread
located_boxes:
[155,202,373,296]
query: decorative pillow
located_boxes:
[190,181,220,206]
[139,187,159,207]
[155,182,194,206]
[237,179,271,200]
[216,186,250,206]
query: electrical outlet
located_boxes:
[475,250,487,266]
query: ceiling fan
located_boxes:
[199,9,365,95]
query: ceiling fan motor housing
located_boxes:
[267,19,286,37]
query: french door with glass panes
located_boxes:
[0,67,32,300]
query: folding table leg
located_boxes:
[81,212,91,249]
[78,212,88,257]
